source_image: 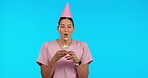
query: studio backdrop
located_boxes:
[0,0,148,78]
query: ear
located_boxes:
[72,27,75,32]
[56,26,60,32]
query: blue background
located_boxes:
[1,0,148,78]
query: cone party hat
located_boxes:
[60,2,72,18]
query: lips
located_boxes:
[64,34,68,37]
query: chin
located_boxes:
[62,37,70,39]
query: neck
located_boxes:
[58,38,72,46]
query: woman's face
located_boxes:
[58,19,74,40]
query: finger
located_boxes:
[65,55,73,59]
[58,54,67,58]
[60,51,68,54]
[67,50,74,53]
[60,50,67,52]
[57,50,67,54]
[67,57,73,60]
[67,50,73,53]
[67,52,74,55]
[65,55,71,58]
[67,51,72,54]
[61,52,67,54]
[59,52,67,56]
[57,53,66,57]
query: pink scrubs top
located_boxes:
[37,39,93,78]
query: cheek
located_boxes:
[69,30,74,34]
[71,29,74,32]
[58,28,64,32]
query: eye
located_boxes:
[68,26,71,28]
[68,24,72,28]
[60,24,65,28]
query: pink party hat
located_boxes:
[60,2,72,18]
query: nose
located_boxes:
[64,27,68,32]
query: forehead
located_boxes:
[60,19,72,24]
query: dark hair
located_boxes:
[58,17,74,27]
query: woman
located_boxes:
[37,3,93,78]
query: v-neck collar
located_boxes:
[55,39,73,50]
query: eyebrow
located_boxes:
[60,24,65,26]
[68,24,72,26]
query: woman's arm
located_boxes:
[66,51,89,78]
[76,64,89,78]
[41,50,67,78]
[41,57,57,78]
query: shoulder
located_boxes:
[42,40,57,47]
[72,39,88,46]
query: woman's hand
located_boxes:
[53,50,67,62]
[65,51,80,63]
